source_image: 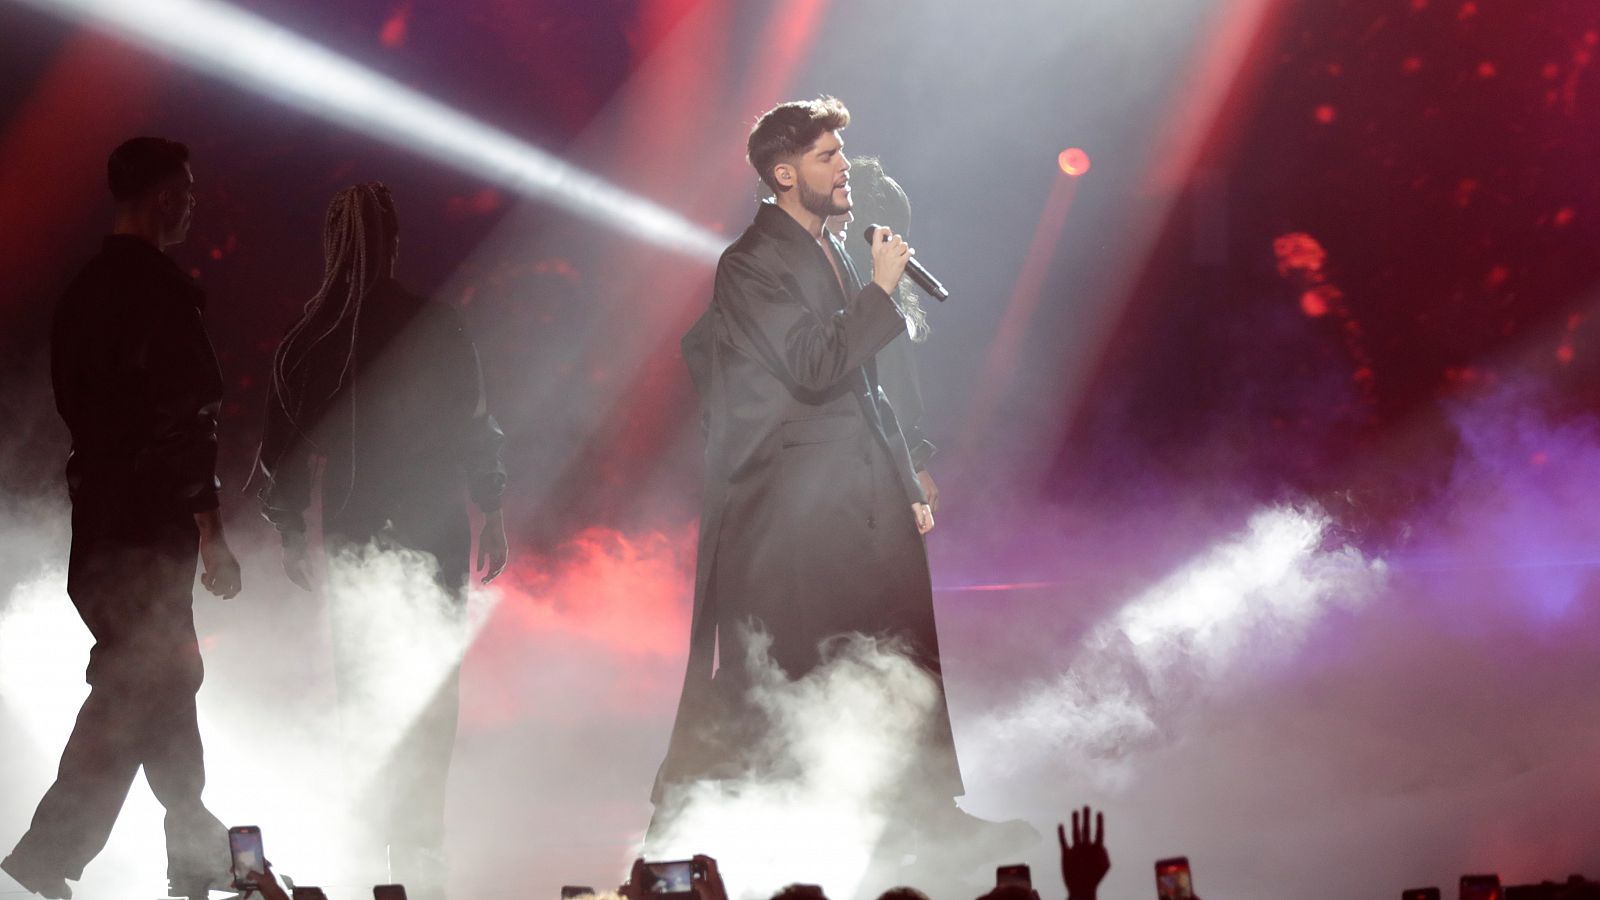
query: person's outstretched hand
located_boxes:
[1059,806,1110,900]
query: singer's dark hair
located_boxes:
[846,156,928,341]
[107,137,190,202]
[747,96,850,194]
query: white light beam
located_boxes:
[19,0,726,261]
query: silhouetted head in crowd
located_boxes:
[876,887,931,900]
[977,885,1040,900]
[769,883,829,900]
[108,136,194,248]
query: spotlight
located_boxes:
[19,0,725,260]
[1058,147,1092,177]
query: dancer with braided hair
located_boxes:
[253,183,507,899]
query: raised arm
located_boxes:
[715,250,905,394]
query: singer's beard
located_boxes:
[800,179,849,219]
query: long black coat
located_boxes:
[655,202,962,800]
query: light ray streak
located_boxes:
[17,0,725,260]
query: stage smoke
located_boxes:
[646,630,940,900]
[968,506,1386,791]
[321,539,494,768]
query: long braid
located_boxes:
[263,183,397,512]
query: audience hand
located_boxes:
[244,860,291,900]
[1059,806,1110,900]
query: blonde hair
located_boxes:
[269,182,398,444]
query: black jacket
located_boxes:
[51,235,223,514]
[256,279,505,540]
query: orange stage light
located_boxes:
[1058,147,1091,177]
[1056,145,1094,175]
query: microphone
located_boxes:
[862,225,950,301]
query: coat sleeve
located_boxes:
[715,250,906,394]
[682,309,714,438]
[443,310,506,513]
[875,332,935,471]
[872,385,928,505]
[144,297,222,513]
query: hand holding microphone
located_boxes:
[864,224,951,301]
[868,226,912,295]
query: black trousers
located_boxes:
[324,503,469,893]
[5,496,227,886]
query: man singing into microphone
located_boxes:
[655,97,1026,863]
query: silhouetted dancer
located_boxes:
[829,156,939,514]
[655,97,1029,862]
[252,182,507,900]
[2,137,241,900]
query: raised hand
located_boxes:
[1059,806,1110,900]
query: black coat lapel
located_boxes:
[756,203,848,322]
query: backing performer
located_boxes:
[254,183,507,900]
[655,97,1016,854]
[3,137,240,900]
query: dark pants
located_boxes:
[324,502,469,896]
[5,496,226,887]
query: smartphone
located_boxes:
[562,887,597,899]
[228,825,266,890]
[997,865,1031,888]
[1155,857,1194,900]
[1403,890,1442,900]
[639,859,704,896]
[1461,875,1502,900]
[373,886,409,900]
[293,889,330,900]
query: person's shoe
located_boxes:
[0,854,73,899]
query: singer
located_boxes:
[652,97,1022,862]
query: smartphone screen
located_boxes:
[997,865,1031,888]
[1155,857,1194,900]
[641,860,697,895]
[228,826,265,890]
[1460,876,1501,900]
